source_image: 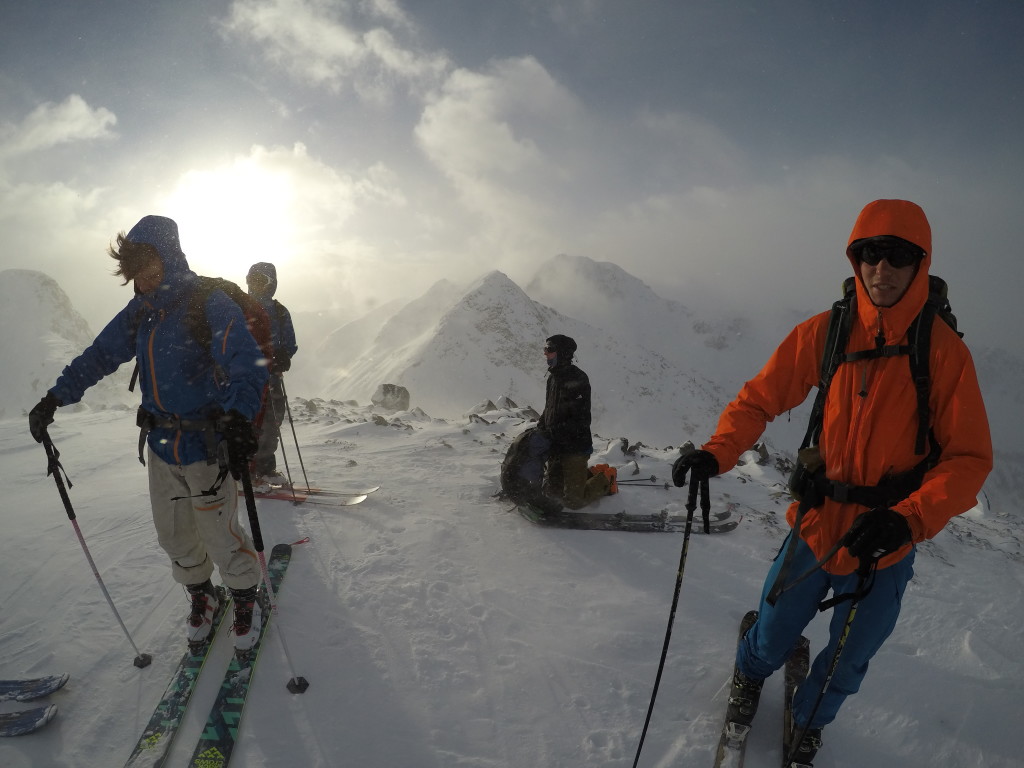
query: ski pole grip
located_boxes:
[239,467,265,552]
[42,434,77,521]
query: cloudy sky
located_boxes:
[2,0,1022,355]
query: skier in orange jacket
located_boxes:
[673,199,992,764]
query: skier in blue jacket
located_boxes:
[246,261,298,490]
[28,215,270,654]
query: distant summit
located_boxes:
[0,269,130,419]
[316,264,730,445]
[527,253,694,330]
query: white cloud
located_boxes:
[222,0,448,98]
[414,56,588,252]
[0,95,116,160]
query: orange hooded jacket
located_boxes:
[702,199,993,575]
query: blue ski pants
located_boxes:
[737,532,915,729]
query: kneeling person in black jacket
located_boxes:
[538,334,609,509]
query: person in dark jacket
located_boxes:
[28,215,270,655]
[537,334,609,509]
[246,262,298,489]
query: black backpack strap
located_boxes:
[908,300,937,456]
[800,291,853,451]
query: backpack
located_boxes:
[185,277,275,367]
[129,276,274,392]
[790,273,960,507]
[499,427,562,513]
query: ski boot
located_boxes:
[787,726,823,767]
[231,584,269,662]
[186,580,220,649]
[726,668,765,727]
[263,471,289,487]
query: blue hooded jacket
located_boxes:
[51,216,269,466]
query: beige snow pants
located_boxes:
[147,448,260,590]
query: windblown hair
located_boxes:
[108,232,160,285]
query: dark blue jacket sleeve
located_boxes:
[51,306,138,405]
[282,306,298,358]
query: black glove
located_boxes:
[29,393,61,443]
[219,409,258,480]
[671,449,719,487]
[844,508,912,561]
[273,353,291,372]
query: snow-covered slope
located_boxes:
[0,402,1019,768]
[1,266,1021,767]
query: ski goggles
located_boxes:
[853,237,925,269]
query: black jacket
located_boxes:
[538,363,593,454]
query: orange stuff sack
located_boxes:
[589,463,618,494]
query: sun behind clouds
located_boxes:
[161,157,295,282]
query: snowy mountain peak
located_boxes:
[1,269,94,341]
[0,269,129,419]
[527,253,692,318]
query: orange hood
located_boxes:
[845,199,933,341]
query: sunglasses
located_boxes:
[543,347,555,354]
[856,240,924,269]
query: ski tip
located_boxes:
[270,542,293,557]
[5,704,59,735]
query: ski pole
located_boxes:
[41,433,152,669]
[237,463,309,693]
[617,475,658,484]
[783,559,873,767]
[631,473,709,768]
[278,376,311,492]
[267,391,300,504]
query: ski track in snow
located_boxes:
[0,401,1021,768]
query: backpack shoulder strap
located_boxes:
[127,303,148,393]
[799,279,855,450]
[906,275,960,458]
[906,307,934,456]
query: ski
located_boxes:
[123,588,230,768]
[186,543,293,768]
[713,610,759,768]
[0,673,69,702]
[296,485,380,496]
[0,704,58,737]
[302,494,368,506]
[245,488,369,506]
[782,636,811,768]
[517,506,738,534]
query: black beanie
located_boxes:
[545,334,577,356]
